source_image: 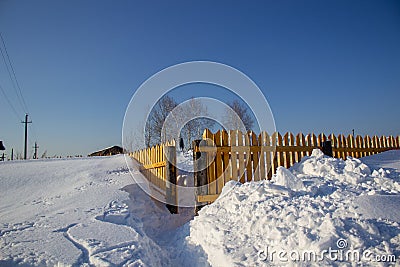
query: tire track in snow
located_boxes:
[54,223,93,267]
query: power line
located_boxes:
[0,82,22,120]
[0,32,29,114]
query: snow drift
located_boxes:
[188,150,400,266]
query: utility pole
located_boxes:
[11,148,13,161]
[21,114,32,160]
[33,142,39,159]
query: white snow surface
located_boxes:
[1,150,400,266]
[189,150,400,266]
[0,156,204,267]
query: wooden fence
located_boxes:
[193,129,400,203]
[129,130,399,211]
[129,140,178,213]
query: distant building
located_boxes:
[88,146,125,157]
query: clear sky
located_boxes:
[0,0,399,157]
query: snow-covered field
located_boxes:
[1,150,400,266]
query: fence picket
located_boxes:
[300,133,306,159]
[295,133,301,163]
[312,134,317,151]
[237,130,246,183]
[372,136,379,155]
[245,131,252,182]
[330,134,337,158]
[215,131,224,194]
[277,133,284,169]
[204,129,216,197]
[380,136,387,150]
[230,130,238,181]
[265,132,273,179]
[271,132,278,176]
[252,133,260,181]
[289,133,295,166]
[222,130,231,183]
[317,134,323,148]
[283,133,290,169]
[347,135,354,158]
[259,132,266,180]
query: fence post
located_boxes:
[193,140,208,215]
[165,145,178,214]
[322,140,333,157]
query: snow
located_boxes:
[189,150,400,266]
[1,150,400,266]
[0,156,185,266]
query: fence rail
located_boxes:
[194,129,400,203]
[129,140,175,200]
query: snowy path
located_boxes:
[0,156,194,266]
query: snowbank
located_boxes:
[188,150,400,266]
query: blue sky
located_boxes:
[0,0,399,157]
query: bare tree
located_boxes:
[223,100,255,131]
[145,95,178,147]
[179,98,215,149]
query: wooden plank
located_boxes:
[300,133,306,159]
[265,132,273,179]
[365,136,372,157]
[142,161,167,170]
[295,133,301,163]
[277,133,284,168]
[245,131,252,182]
[161,144,165,190]
[337,135,344,159]
[197,194,219,203]
[252,133,260,181]
[156,145,160,186]
[204,129,217,196]
[388,136,394,148]
[330,134,337,158]
[271,132,277,175]
[380,136,387,150]
[333,147,392,153]
[283,133,290,169]
[259,132,266,180]
[195,146,274,153]
[357,135,364,158]
[289,133,295,166]
[215,130,224,194]
[311,133,317,152]
[317,134,323,148]
[237,130,245,183]
[230,130,238,181]
[196,145,315,153]
[371,136,378,156]
[353,136,359,158]
[222,130,231,183]
[347,135,355,158]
